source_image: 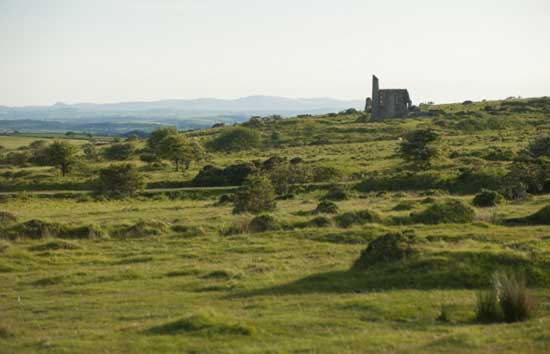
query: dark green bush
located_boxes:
[392,200,415,211]
[473,189,504,207]
[248,214,280,233]
[192,163,257,187]
[5,219,68,239]
[206,127,261,152]
[217,194,234,205]
[334,209,381,228]
[103,143,135,161]
[352,231,417,269]
[315,200,339,214]
[233,175,276,214]
[411,199,475,224]
[323,186,349,201]
[306,216,332,228]
[527,134,550,157]
[398,129,439,166]
[94,163,145,199]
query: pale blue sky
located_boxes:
[1,0,549,106]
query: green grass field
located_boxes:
[1,98,550,353]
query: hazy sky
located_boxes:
[1,0,549,106]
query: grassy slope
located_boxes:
[1,98,550,353]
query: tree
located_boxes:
[233,174,276,214]
[44,140,78,176]
[103,143,134,161]
[155,134,193,171]
[398,129,439,167]
[148,127,204,172]
[94,163,145,199]
[147,127,179,152]
[206,127,261,152]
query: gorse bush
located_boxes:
[527,134,550,157]
[398,129,439,166]
[103,143,134,161]
[322,186,349,201]
[206,127,261,152]
[315,200,339,214]
[233,175,276,214]
[392,200,415,211]
[411,199,475,224]
[352,231,417,270]
[473,189,504,207]
[248,214,280,233]
[193,163,258,187]
[334,209,381,228]
[94,163,145,199]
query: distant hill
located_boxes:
[0,96,363,134]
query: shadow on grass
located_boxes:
[236,250,549,297]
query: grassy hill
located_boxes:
[0,97,549,353]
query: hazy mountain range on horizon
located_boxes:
[0,95,364,135]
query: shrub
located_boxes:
[193,163,257,187]
[473,189,504,207]
[103,143,134,161]
[334,209,381,228]
[527,134,550,157]
[267,162,311,196]
[411,199,475,224]
[171,225,207,237]
[248,214,280,233]
[312,166,342,182]
[322,186,349,201]
[217,194,234,205]
[0,211,17,227]
[94,163,145,199]
[6,219,68,239]
[233,175,276,214]
[352,231,417,269]
[494,271,535,322]
[206,127,261,152]
[315,200,339,214]
[392,200,415,211]
[121,220,169,237]
[398,129,439,166]
[306,216,332,228]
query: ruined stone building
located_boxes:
[366,75,412,120]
